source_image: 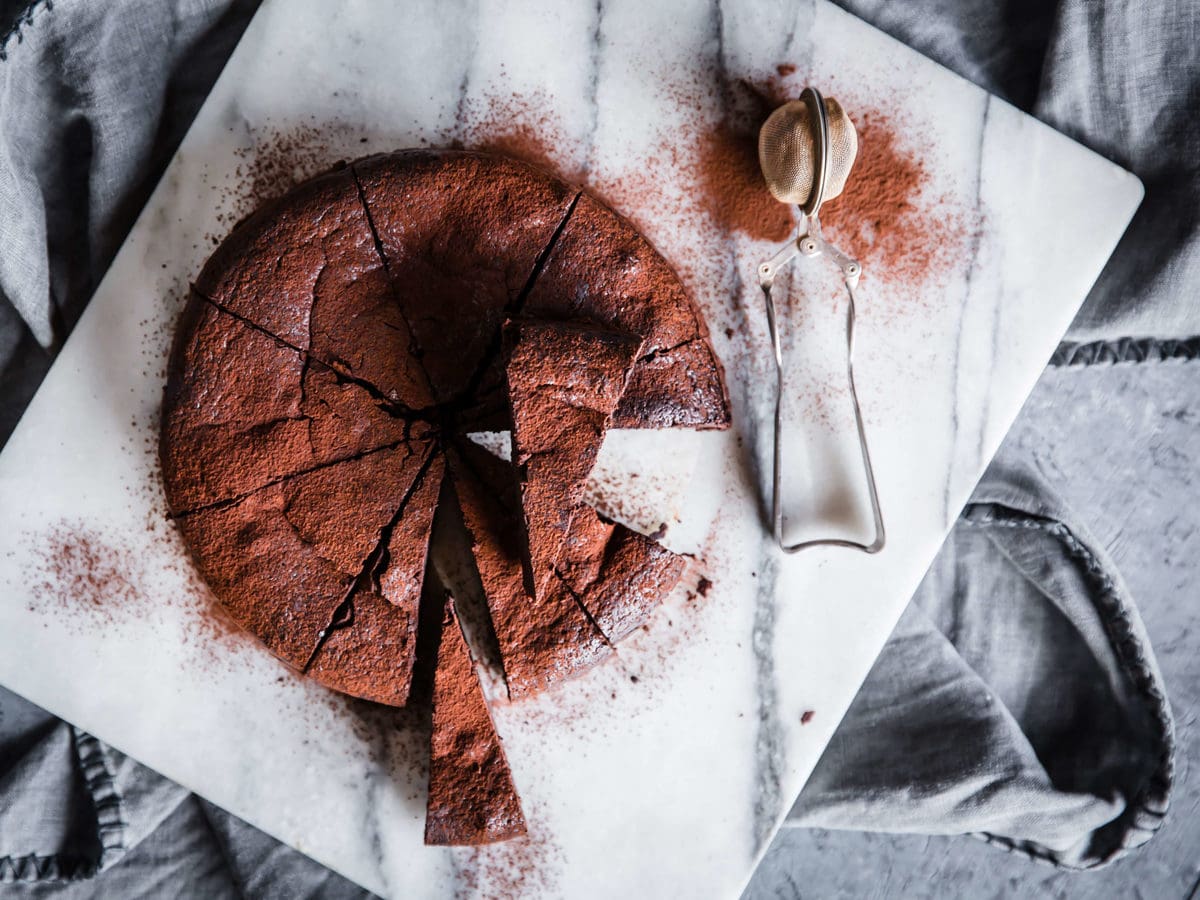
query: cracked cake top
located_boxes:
[160,149,729,844]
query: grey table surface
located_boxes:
[746,358,1200,899]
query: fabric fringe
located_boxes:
[1051,336,1200,367]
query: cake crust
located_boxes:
[161,296,413,515]
[560,507,688,644]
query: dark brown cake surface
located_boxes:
[275,441,433,577]
[377,454,445,610]
[450,443,611,698]
[299,452,444,706]
[505,318,642,599]
[425,596,526,846]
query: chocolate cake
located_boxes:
[504,318,642,599]
[449,442,613,699]
[425,595,526,845]
[161,148,729,844]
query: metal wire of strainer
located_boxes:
[756,87,885,555]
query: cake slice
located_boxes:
[504,318,642,600]
[449,441,611,697]
[522,191,729,429]
[174,441,433,669]
[305,453,445,706]
[425,594,526,846]
[556,506,688,644]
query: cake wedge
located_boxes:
[504,318,642,600]
[425,593,526,846]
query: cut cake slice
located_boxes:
[449,441,611,698]
[504,318,641,600]
[305,453,445,706]
[425,594,526,845]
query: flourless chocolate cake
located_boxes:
[425,595,526,845]
[504,318,642,599]
[161,149,729,845]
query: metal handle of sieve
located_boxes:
[758,213,885,555]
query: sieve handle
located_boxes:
[757,220,885,555]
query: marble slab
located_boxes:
[0,1,1140,897]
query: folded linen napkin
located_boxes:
[788,460,1172,868]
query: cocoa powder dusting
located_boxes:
[30,525,143,621]
[25,518,262,675]
[216,123,340,229]
[461,93,579,182]
[122,71,876,864]
[453,804,560,900]
[472,121,562,182]
[820,110,968,291]
[697,120,795,243]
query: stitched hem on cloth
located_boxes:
[0,729,128,883]
[1051,336,1200,367]
[959,503,1175,870]
[0,0,52,60]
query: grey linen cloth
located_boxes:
[0,0,1188,892]
[787,461,1172,866]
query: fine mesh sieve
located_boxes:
[756,87,885,555]
[759,96,858,211]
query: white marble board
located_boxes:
[0,1,1141,897]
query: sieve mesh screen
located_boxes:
[758,97,857,207]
